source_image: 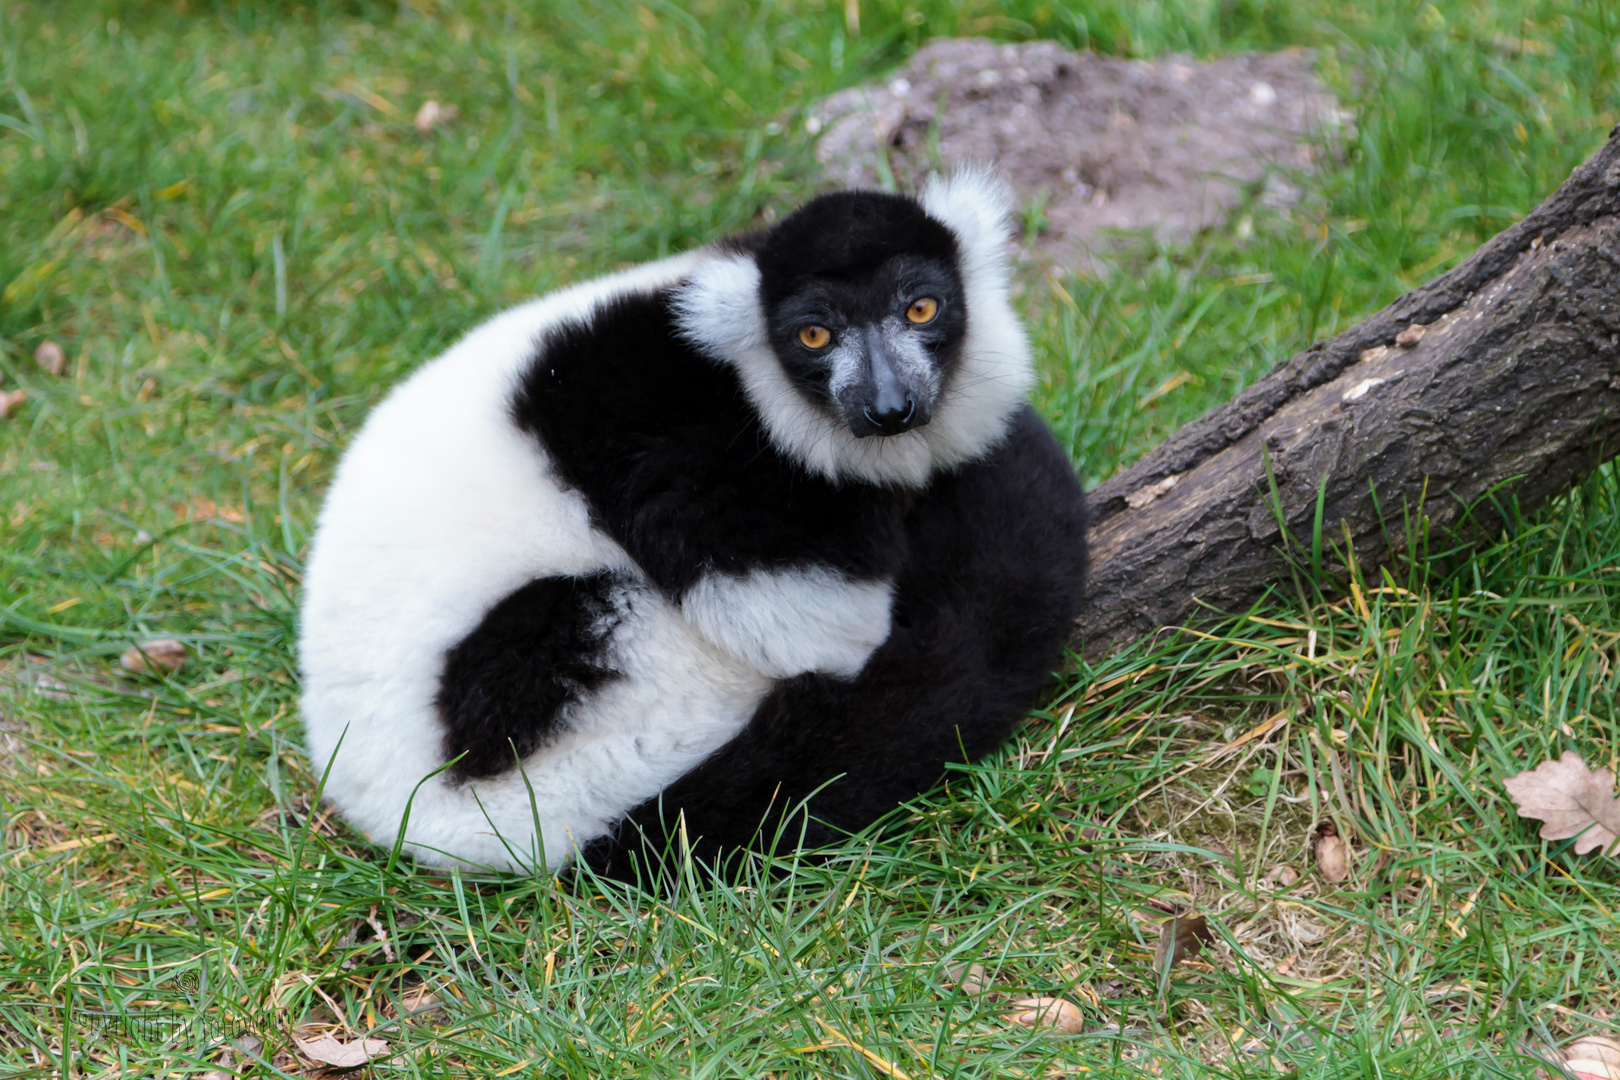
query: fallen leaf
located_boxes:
[1503,751,1620,855]
[199,1034,268,1080]
[34,340,65,376]
[0,388,27,419]
[1564,1034,1620,1080]
[390,984,446,1022]
[1005,996,1085,1034]
[1154,912,1213,970]
[414,100,459,133]
[198,1053,236,1080]
[1313,822,1351,882]
[121,639,187,676]
[293,1034,391,1068]
[1267,864,1300,888]
[944,962,990,996]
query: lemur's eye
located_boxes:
[799,325,832,349]
[906,297,939,324]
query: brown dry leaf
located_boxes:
[208,1035,265,1075]
[293,1034,391,1068]
[34,341,65,376]
[1503,751,1620,855]
[944,962,990,996]
[0,388,27,419]
[1153,912,1213,971]
[198,1042,249,1080]
[1313,822,1351,882]
[1564,1034,1620,1080]
[121,639,187,676]
[1006,996,1085,1034]
[1265,864,1299,888]
[392,985,447,1023]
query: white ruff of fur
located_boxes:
[673,169,1033,488]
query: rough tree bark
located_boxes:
[1079,127,1620,657]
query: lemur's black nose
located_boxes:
[860,329,922,436]
[863,398,918,435]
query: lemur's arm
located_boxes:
[603,446,908,679]
[676,565,893,680]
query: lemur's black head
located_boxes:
[675,171,1029,487]
[752,191,967,438]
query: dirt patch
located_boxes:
[809,39,1348,271]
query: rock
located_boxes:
[808,39,1348,269]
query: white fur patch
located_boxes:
[674,169,1033,489]
[680,568,894,679]
[916,168,1037,472]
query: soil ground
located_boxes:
[810,39,1349,271]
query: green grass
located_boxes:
[2,0,1618,1076]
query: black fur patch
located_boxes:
[753,191,960,304]
[512,292,910,600]
[436,574,622,781]
[579,405,1089,882]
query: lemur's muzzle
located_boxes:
[844,329,932,438]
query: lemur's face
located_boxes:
[754,192,968,438]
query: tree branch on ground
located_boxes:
[1080,127,1620,657]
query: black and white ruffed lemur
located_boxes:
[298,171,1088,879]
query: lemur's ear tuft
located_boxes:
[919,168,1017,287]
